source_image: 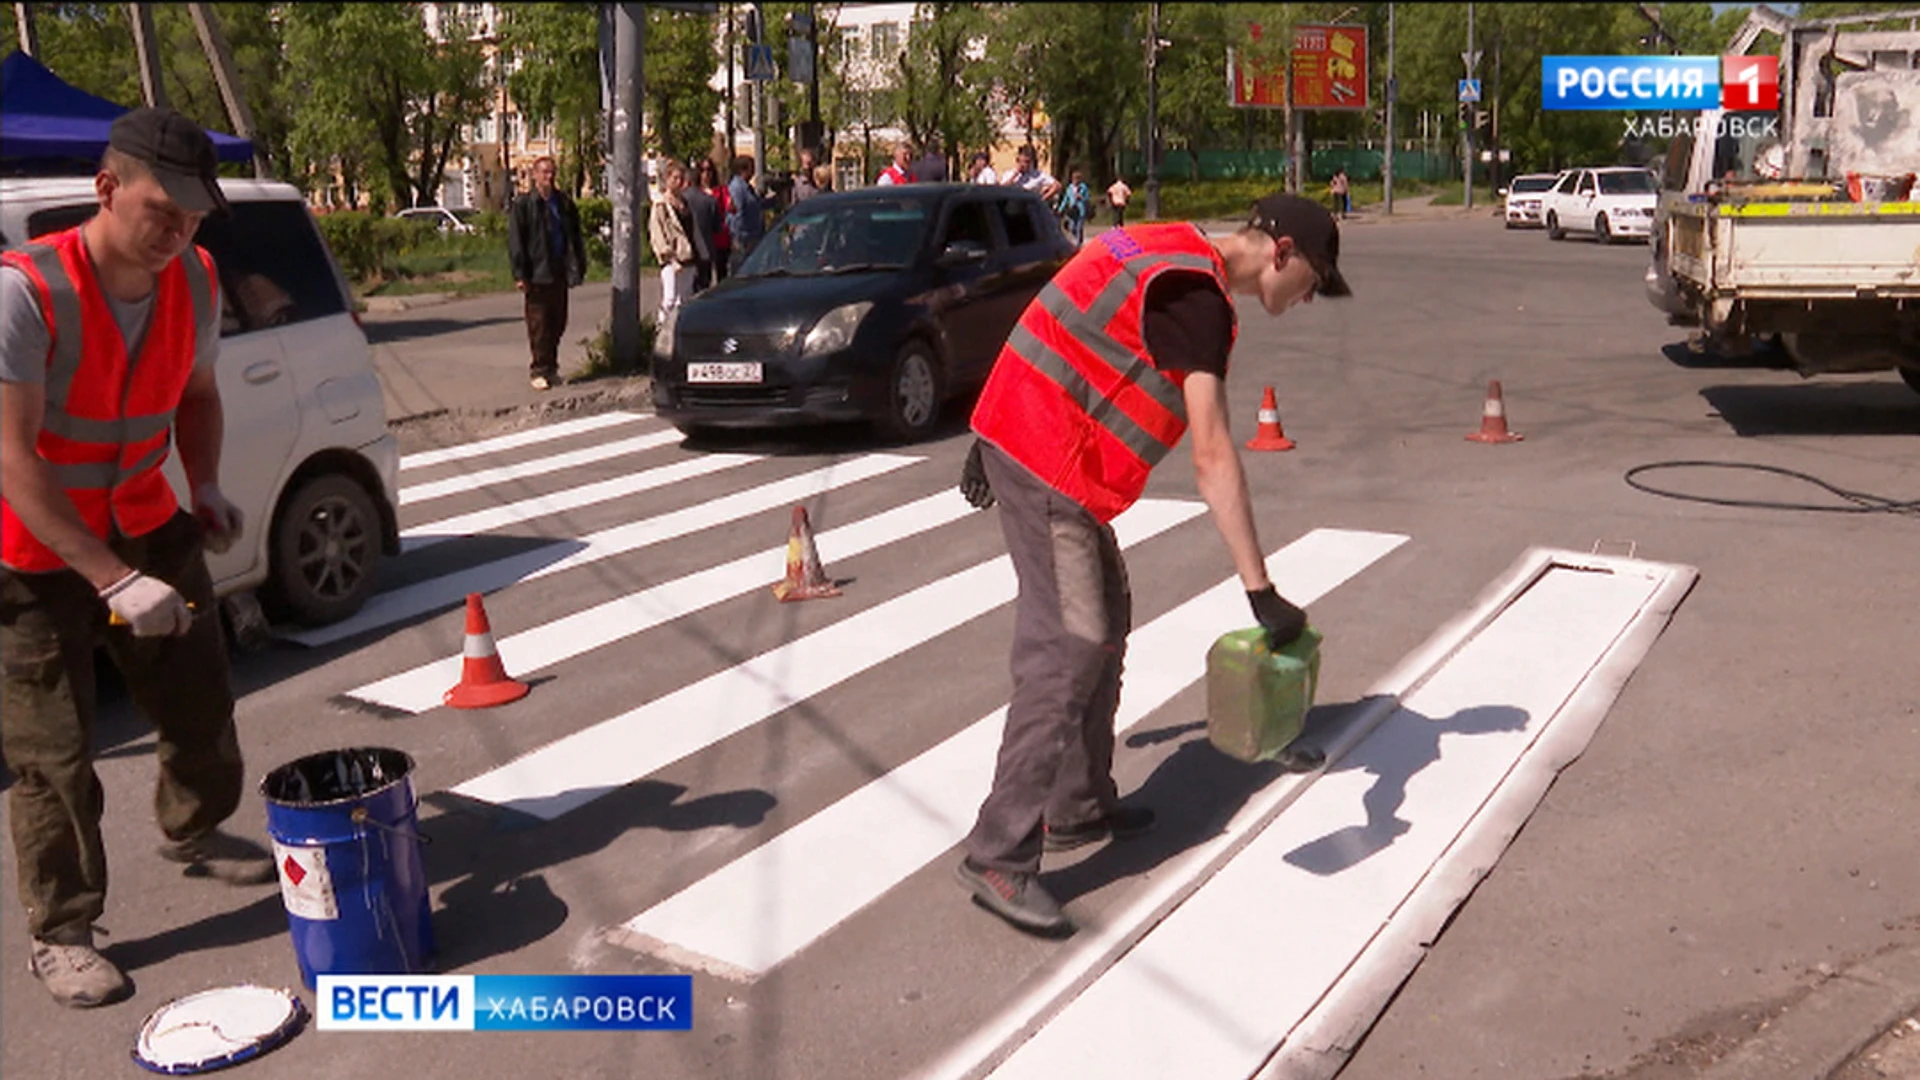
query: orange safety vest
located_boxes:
[0,226,215,572]
[971,223,1235,523]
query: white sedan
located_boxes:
[1541,167,1658,244]
[1501,173,1560,228]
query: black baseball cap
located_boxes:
[108,107,229,215]
[1247,193,1351,297]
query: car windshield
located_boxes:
[1511,177,1556,193]
[737,200,930,277]
[1598,171,1656,195]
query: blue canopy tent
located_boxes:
[1,50,254,172]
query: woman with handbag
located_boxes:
[648,160,697,314]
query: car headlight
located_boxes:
[802,301,874,358]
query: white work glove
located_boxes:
[192,483,244,555]
[100,571,193,637]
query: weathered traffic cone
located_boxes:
[1244,386,1296,451]
[1465,379,1524,444]
[443,593,530,708]
[772,506,842,602]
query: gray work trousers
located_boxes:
[963,444,1130,874]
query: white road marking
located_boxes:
[399,453,762,553]
[612,528,1410,980]
[399,411,650,471]
[284,454,921,648]
[348,491,977,713]
[398,428,684,505]
[448,500,1209,822]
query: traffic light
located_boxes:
[1457,102,1470,131]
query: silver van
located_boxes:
[1,178,399,628]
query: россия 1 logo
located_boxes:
[1541,55,1779,111]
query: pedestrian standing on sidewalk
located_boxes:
[877,141,915,186]
[507,155,586,391]
[1329,167,1351,218]
[695,157,733,287]
[648,160,697,315]
[725,155,767,275]
[0,107,277,1009]
[1057,167,1092,246]
[968,151,999,185]
[953,193,1352,935]
[682,159,720,296]
[1106,175,1132,227]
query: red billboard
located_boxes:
[1291,24,1368,111]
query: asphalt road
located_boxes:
[3,217,1917,1080]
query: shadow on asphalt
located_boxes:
[674,396,977,457]
[363,314,522,345]
[1659,340,1795,371]
[1701,381,1920,437]
[1049,698,1528,902]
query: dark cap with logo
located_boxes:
[1247,193,1350,297]
[108,107,229,215]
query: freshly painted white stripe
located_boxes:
[400,411,648,471]
[400,453,762,553]
[449,500,1208,821]
[349,491,976,713]
[611,528,1410,980]
[984,562,1672,1079]
[399,428,683,505]
[283,454,920,648]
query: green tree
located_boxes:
[498,2,603,197]
[1158,4,1238,182]
[984,3,1144,181]
[891,3,995,169]
[281,3,490,213]
[645,7,724,164]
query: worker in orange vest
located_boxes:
[0,108,274,1009]
[954,194,1351,934]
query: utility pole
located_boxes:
[807,1,820,148]
[1463,1,1475,212]
[610,3,645,373]
[1145,2,1161,219]
[13,2,38,56]
[725,2,736,155]
[128,3,167,108]
[187,4,268,179]
[1384,3,1395,215]
[749,2,766,195]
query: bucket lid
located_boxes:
[131,984,306,1074]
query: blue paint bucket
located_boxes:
[260,747,436,987]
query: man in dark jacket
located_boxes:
[507,155,587,390]
[682,172,721,294]
[911,136,949,183]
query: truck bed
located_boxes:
[1667,198,1920,299]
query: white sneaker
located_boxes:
[29,934,131,1008]
[530,375,552,391]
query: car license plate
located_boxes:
[687,362,762,384]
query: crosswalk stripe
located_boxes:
[399,453,763,553]
[611,528,1411,980]
[349,491,977,713]
[398,428,684,505]
[284,454,921,648]
[399,411,649,471]
[448,499,1209,822]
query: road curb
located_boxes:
[387,375,655,444]
[361,291,455,313]
[1696,943,1920,1080]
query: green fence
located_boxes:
[1120,148,1458,183]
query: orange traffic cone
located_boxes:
[443,593,530,709]
[1245,386,1296,451]
[772,506,841,602]
[1466,379,1524,444]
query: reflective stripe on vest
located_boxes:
[971,224,1233,521]
[0,228,210,570]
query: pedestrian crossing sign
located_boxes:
[746,43,777,81]
[1458,79,1482,103]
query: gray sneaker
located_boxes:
[158,829,277,885]
[29,935,131,1008]
[955,858,1072,935]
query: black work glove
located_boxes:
[960,440,995,510]
[1247,585,1307,650]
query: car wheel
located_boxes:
[1546,212,1564,241]
[876,340,944,442]
[1595,214,1613,244]
[264,473,383,627]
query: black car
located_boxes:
[650,183,1077,440]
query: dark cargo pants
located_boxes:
[963,444,1131,875]
[523,281,569,380]
[0,512,243,944]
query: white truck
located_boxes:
[1645,5,1920,393]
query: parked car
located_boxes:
[1,178,401,627]
[651,183,1077,441]
[1541,167,1658,243]
[396,205,479,234]
[1501,173,1560,228]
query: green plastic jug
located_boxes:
[1205,625,1324,763]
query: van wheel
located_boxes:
[264,473,383,627]
[1595,215,1613,244]
[1546,212,1565,241]
[875,340,944,442]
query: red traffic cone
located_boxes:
[1466,379,1524,444]
[772,506,841,602]
[443,593,530,709]
[1245,386,1296,451]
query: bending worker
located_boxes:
[954,193,1352,934]
[1,108,275,1009]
